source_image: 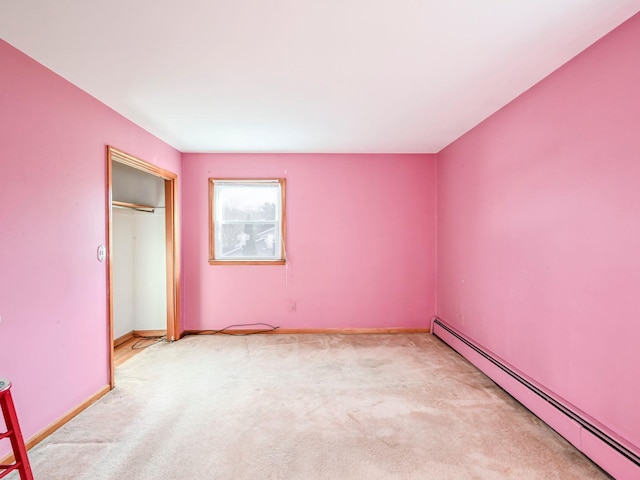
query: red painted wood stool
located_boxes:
[0,379,34,480]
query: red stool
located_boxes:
[0,379,34,480]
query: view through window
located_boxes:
[209,179,285,264]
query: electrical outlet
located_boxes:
[289,302,296,312]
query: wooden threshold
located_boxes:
[0,385,109,464]
[115,330,166,349]
[114,334,166,368]
[184,327,430,335]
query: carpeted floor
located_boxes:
[15,334,611,479]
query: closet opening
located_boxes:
[106,146,180,388]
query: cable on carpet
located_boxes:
[131,335,167,350]
[187,323,280,336]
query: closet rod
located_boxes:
[112,201,158,213]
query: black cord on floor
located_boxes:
[187,323,280,336]
[131,336,166,350]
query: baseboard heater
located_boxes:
[431,318,639,479]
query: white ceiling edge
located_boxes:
[1,1,640,153]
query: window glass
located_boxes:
[209,179,285,264]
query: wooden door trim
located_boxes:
[106,146,180,388]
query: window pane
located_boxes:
[217,184,279,221]
[209,179,285,264]
[217,222,279,259]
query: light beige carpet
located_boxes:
[16,334,611,479]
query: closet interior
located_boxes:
[111,161,167,344]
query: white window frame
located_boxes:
[209,178,286,265]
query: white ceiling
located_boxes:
[1,1,639,153]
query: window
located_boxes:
[209,179,286,265]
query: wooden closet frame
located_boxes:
[106,146,181,388]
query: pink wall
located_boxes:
[437,11,640,459]
[0,39,181,456]
[5,7,637,471]
[182,154,436,331]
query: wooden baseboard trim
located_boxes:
[1,385,110,464]
[114,331,134,347]
[114,330,166,348]
[133,329,167,337]
[25,385,111,449]
[184,327,430,336]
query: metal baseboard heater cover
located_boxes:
[432,318,639,476]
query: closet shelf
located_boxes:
[112,201,156,213]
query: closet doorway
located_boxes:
[106,146,180,388]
